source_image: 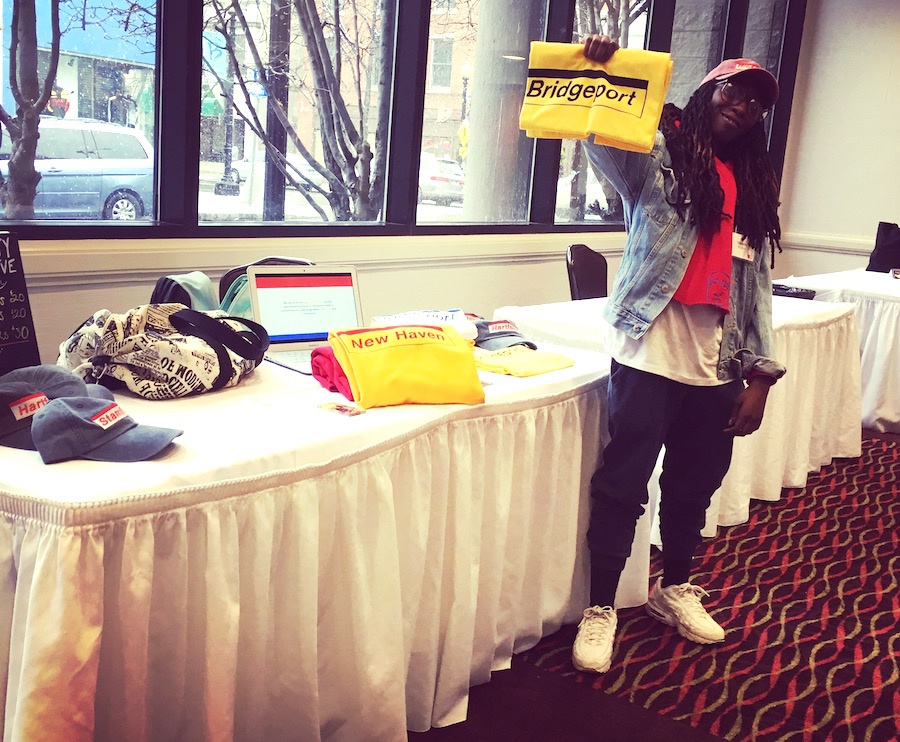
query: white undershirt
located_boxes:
[602,300,728,386]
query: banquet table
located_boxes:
[777,269,900,432]
[494,295,863,535]
[0,347,655,741]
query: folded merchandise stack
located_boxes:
[519,42,673,154]
[471,319,574,377]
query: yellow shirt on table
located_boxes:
[328,324,485,409]
[474,345,575,377]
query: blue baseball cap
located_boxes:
[0,365,114,450]
[31,396,183,464]
[473,319,537,351]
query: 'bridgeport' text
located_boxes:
[525,78,638,105]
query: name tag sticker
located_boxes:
[320,402,365,416]
[91,403,127,429]
[732,233,754,262]
[9,392,49,420]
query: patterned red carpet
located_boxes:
[514,435,900,741]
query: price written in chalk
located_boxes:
[0,231,41,374]
[0,287,32,342]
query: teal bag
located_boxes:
[218,273,253,319]
[150,271,219,311]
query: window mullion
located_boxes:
[528,0,575,226]
[646,0,676,52]
[768,0,808,184]
[722,0,751,60]
[384,0,430,228]
[157,0,203,227]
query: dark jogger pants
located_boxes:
[587,360,744,573]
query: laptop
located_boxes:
[247,264,364,373]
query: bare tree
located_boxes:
[0,0,62,219]
[65,1,156,55]
[576,0,650,46]
[206,0,394,221]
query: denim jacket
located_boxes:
[584,132,786,382]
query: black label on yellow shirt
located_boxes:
[524,68,649,118]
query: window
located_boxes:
[554,0,650,225]
[36,129,90,160]
[668,0,730,107]
[0,1,157,224]
[93,131,152,160]
[198,0,395,224]
[0,0,804,236]
[429,38,455,90]
[418,0,548,225]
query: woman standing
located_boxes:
[572,35,786,674]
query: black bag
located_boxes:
[866,221,900,273]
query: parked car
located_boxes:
[418,154,465,205]
[0,116,154,220]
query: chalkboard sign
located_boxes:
[0,231,41,376]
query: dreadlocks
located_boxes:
[659,82,782,266]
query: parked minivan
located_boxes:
[0,117,154,220]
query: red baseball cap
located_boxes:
[700,59,779,108]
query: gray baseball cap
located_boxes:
[0,364,114,450]
[31,396,182,464]
[473,319,537,351]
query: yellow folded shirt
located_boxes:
[328,324,485,409]
[519,42,673,154]
[474,345,575,377]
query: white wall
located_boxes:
[775,0,900,278]
[18,0,899,362]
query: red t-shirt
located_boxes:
[673,157,736,312]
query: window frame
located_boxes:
[2,0,806,241]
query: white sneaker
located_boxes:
[645,578,725,644]
[571,605,617,673]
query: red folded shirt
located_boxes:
[310,346,354,401]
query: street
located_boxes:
[198,161,467,223]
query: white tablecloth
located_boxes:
[494,295,863,535]
[1,349,653,741]
[778,269,900,432]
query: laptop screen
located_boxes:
[248,266,363,349]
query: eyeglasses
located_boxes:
[717,81,769,121]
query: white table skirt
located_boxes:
[494,295,863,538]
[1,350,651,741]
[778,269,900,433]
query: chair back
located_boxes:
[566,244,608,300]
[219,256,315,303]
[866,221,900,273]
